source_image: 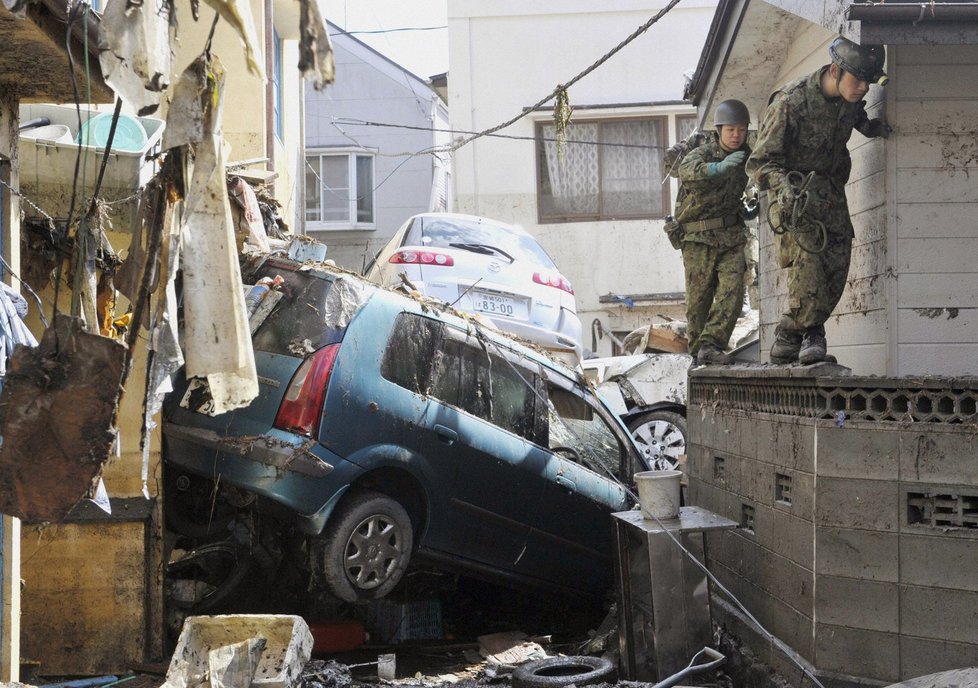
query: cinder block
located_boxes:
[900,533,978,592]
[815,527,899,582]
[899,428,978,485]
[815,576,898,633]
[755,546,814,617]
[741,458,774,505]
[899,634,978,681]
[900,584,978,645]
[777,417,816,472]
[814,623,899,683]
[734,412,759,459]
[755,417,778,465]
[685,443,710,481]
[815,477,899,531]
[817,421,899,480]
[688,476,721,515]
[688,404,707,445]
[715,451,744,496]
[755,502,815,570]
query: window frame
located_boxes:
[534,115,671,224]
[272,28,283,142]
[305,149,377,231]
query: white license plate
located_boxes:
[471,291,527,319]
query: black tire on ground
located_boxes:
[627,409,688,471]
[319,489,413,603]
[512,656,617,688]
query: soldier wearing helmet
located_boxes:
[667,99,754,365]
[746,37,891,366]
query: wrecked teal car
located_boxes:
[163,256,650,603]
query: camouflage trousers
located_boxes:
[682,241,746,356]
[775,228,852,334]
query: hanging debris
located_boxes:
[200,0,266,79]
[298,0,335,90]
[0,314,125,522]
[97,0,172,115]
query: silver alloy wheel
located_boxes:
[344,513,404,590]
[627,410,687,471]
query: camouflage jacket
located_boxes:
[665,129,758,180]
[746,66,874,197]
[674,137,750,247]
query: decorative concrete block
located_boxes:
[817,421,899,480]
[815,576,899,633]
[814,624,900,683]
[771,466,815,522]
[815,477,899,531]
[816,527,899,582]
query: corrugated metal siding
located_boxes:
[893,45,978,376]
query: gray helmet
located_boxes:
[713,99,750,127]
[829,36,888,85]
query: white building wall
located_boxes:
[450,0,718,356]
[891,44,978,377]
[756,25,890,375]
[304,36,441,270]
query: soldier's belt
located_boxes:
[683,214,741,232]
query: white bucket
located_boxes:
[20,124,72,144]
[635,469,682,520]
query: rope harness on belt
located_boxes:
[768,170,828,254]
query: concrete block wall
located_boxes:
[689,385,978,684]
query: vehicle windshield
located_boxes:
[404,216,557,269]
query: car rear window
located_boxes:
[249,266,345,356]
[404,216,557,269]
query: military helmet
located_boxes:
[713,99,751,127]
[829,36,888,85]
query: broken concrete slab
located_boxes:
[164,615,313,688]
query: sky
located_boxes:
[329,0,450,80]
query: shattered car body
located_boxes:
[163,256,651,604]
[582,353,690,471]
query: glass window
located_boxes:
[546,384,623,480]
[402,215,557,269]
[272,29,283,141]
[381,313,442,393]
[677,114,698,142]
[536,118,669,222]
[305,152,376,228]
[429,334,536,441]
[250,268,343,356]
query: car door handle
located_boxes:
[434,424,458,445]
[556,475,576,491]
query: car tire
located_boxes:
[627,409,688,471]
[512,656,616,688]
[319,489,414,603]
[166,540,252,612]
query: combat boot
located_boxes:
[770,330,802,364]
[697,341,734,365]
[799,331,828,365]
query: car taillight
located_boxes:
[273,343,341,437]
[533,272,574,295]
[389,250,454,266]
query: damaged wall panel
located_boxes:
[0,315,125,522]
[20,502,157,675]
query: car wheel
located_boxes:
[627,410,687,471]
[512,656,616,688]
[319,490,413,603]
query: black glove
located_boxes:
[862,118,892,139]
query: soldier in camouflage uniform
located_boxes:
[747,36,891,365]
[670,99,753,365]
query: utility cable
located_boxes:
[332,25,447,36]
[462,320,825,688]
[438,0,682,155]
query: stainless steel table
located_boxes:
[612,506,737,681]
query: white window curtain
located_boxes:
[601,120,662,216]
[541,122,599,216]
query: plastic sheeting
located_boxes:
[97,0,171,116]
[165,54,258,415]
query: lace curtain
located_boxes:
[540,119,663,218]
